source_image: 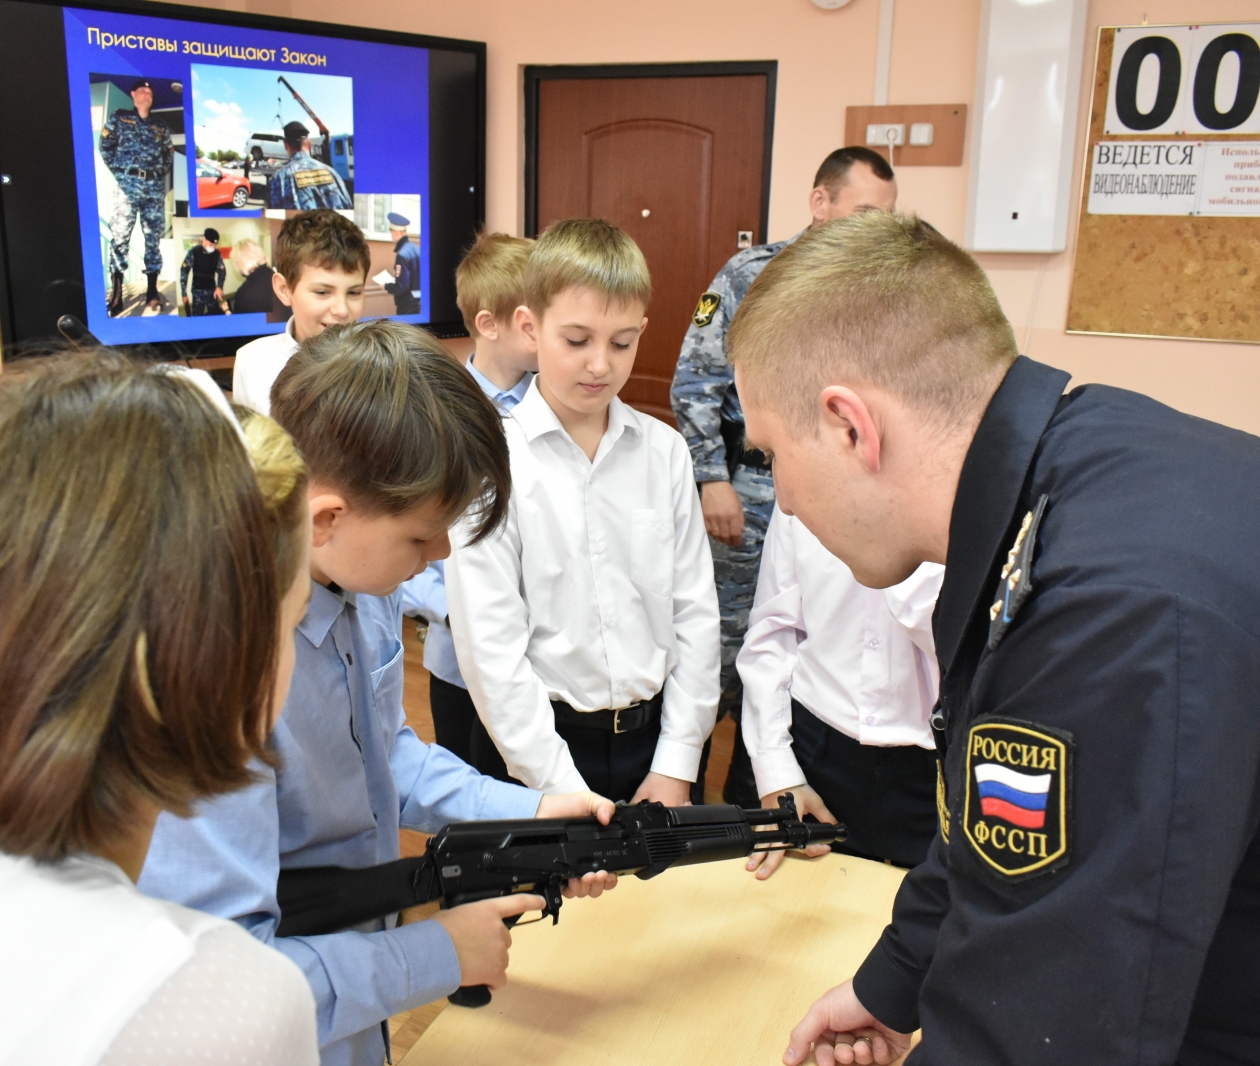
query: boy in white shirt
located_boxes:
[739,505,944,869]
[402,231,535,776]
[232,210,367,415]
[447,218,721,803]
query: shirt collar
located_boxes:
[510,377,639,449]
[297,578,357,648]
[466,356,533,409]
[934,356,1071,677]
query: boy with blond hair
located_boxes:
[447,219,721,803]
[403,231,536,772]
[232,209,368,415]
[142,320,616,1066]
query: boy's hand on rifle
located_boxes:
[535,791,620,898]
[630,771,692,806]
[746,785,837,880]
[432,894,544,989]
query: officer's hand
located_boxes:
[701,480,745,546]
[784,981,912,1066]
[746,785,837,880]
[631,771,692,806]
[213,288,223,301]
[431,893,544,989]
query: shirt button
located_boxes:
[865,716,876,725]
[868,638,880,649]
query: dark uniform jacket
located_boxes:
[386,237,421,314]
[852,356,1260,1065]
[180,245,225,294]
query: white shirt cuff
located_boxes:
[751,749,808,801]
[650,738,703,783]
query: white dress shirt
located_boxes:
[738,506,944,799]
[446,379,721,793]
[232,318,299,414]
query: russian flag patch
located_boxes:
[964,718,1073,880]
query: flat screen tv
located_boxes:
[0,0,484,357]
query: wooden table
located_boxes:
[400,851,906,1066]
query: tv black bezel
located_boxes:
[0,0,483,358]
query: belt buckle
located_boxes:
[613,706,631,734]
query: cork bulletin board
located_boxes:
[1067,25,1260,342]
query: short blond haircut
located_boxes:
[233,237,267,276]
[728,212,1017,432]
[455,231,533,334]
[525,218,651,315]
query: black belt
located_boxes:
[552,692,662,734]
[121,166,157,179]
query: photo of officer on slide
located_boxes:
[95,75,177,317]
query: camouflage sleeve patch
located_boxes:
[692,292,721,328]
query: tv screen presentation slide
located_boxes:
[63,4,432,346]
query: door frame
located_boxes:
[523,61,777,239]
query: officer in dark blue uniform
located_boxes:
[729,212,1260,1066]
[383,212,421,315]
[99,77,174,316]
[179,227,226,316]
[268,121,351,211]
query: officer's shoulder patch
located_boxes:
[987,494,1048,650]
[294,168,334,188]
[963,716,1073,881]
[692,291,721,328]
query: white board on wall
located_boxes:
[965,0,1089,253]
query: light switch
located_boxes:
[909,122,935,146]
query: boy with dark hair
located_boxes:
[141,320,616,1066]
[402,230,535,771]
[233,209,368,415]
[447,219,721,803]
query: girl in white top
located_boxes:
[0,357,317,1066]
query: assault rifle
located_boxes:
[276,794,842,1006]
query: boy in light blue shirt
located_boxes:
[402,232,535,778]
[140,319,613,1066]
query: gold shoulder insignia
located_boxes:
[987,494,1048,650]
[294,169,335,188]
[692,291,720,328]
[936,759,950,843]
[963,717,1073,881]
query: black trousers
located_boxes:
[551,715,661,803]
[791,698,938,868]
[429,675,510,780]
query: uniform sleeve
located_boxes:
[670,264,736,483]
[651,438,721,782]
[332,170,351,210]
[855,588,1260,1060]
[157,124,173,176]
[446,509,589,793]
[180,251,191,293]
[215,256,226,290]
[737,506,808,799]
[99,116,117,169]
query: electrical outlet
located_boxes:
[865,123,905,147]
[909,122,935,146]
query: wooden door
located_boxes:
[530,68,773,425]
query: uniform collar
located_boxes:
[394,236,410,251]
[511,377,639,449]
[934,356,1071,676]
[466,356,532,408]
[298,578,357,648]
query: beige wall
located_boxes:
[200,0,1260,432]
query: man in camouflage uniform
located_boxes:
[671,147,897,804]
[268,121,352,211]
[100,78,173,316]
[180,227,226,316]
